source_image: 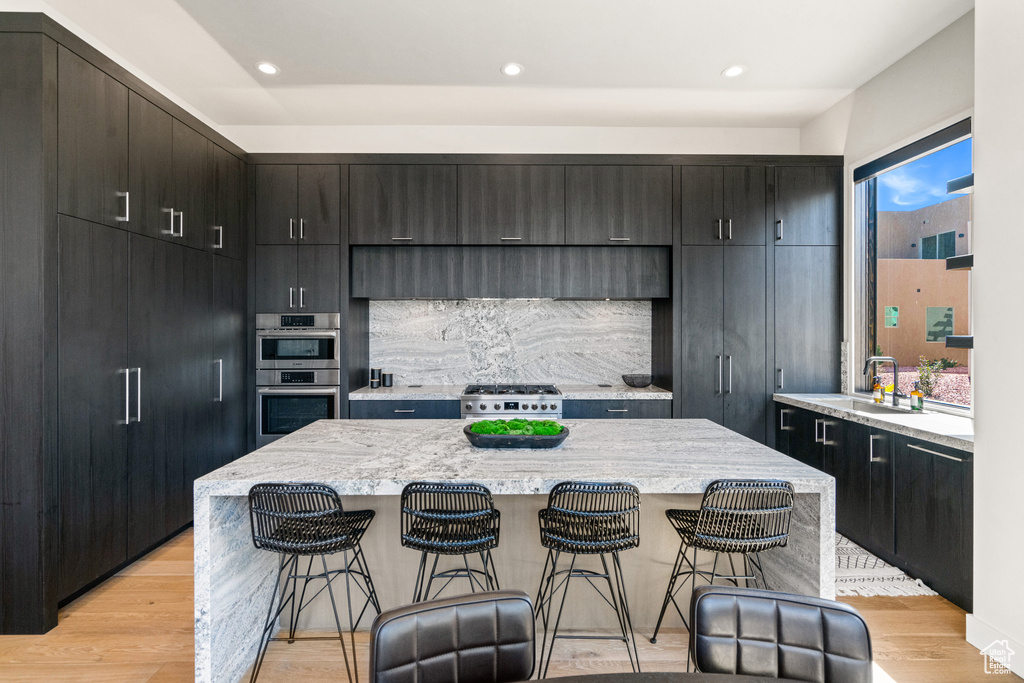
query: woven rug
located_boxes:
[836,533,938,597]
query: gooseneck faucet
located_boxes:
[863,356,904,407]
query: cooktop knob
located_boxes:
[522,405,528,411]
[494,403,500,410]
[479,403,486,410]
[540,404,548,410]
[531,404,538,410]
[550,403,558,410]
[465,403,472,410]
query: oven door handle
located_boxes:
[258,387,341,395]
[257,329,339,339]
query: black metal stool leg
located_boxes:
[249,554,288,683]
[319,554,354,683]
[650,539,688,643]
[612,551,640,673]
[534,549,554,620]
[289,555,315,643]
[540,553,576,679]
[412,551,428,602]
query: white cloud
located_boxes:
[878,168,944,207]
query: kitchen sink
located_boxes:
[818,397,922,415]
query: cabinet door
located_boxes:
[255,246,297,312]
[565,166,673,245]
[350,401,461,419]
[128,92,174,240]
[171,120,212,251]
[458,165,565,244]
[57,46,128,228]
[256,165,299,245]
[774,167,842,246]
[774,246,840,394]
[894,438,973,610]
[297,245,340,313]
[212,257,247,468]
[680,166,723,245]
[350,165,458,244]
[296,165,342,244]
[723,246,766,442]
[677,246,724,424]
[723,166,766,245]
[128,236,190,556]
[785,408,821,470]
[867,427,895,558]
[833,421,871,542]
[213,145,245,260]
[562,400,672,419]
[57,216,129,599]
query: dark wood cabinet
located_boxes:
[349,400,461,419]
[681,166,765,245]
[57,216,129,600]
[894,436,973,611]
[775,404,821,470]
[350,164,457,244]
[171,120,213,251]
[678,246,766,442]
[565,166,672,245]
[212,145,245,260]
[211,257,247,469]
[128,92,174,240]
[774,246,841,394]
[458,165,565,244]
[255,164,343,245]
[256,245,340,313]
[57,46,128,228]
[562,400,672,419]
[773,167,842,246]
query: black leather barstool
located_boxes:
[248,482,381,683]
[534,481,642,678]
[650,479,795,644]
[400,481,501,602]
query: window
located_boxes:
[855,120,972,408]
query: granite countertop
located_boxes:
[196,418,830,497]
[774,393,974,452]
[349,384,672,401]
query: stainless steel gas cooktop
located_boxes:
[461,384,562,419]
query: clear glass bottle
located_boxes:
[910,381,924,411]
[872,375,884,404]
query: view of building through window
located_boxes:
[868,137,972,407]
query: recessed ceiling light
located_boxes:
[501,63,524,77]
[256,62,279,75]
[721,65,746,78]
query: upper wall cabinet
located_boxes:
[565,166,672,245]
[256,165,343,245]
[458,165,565,245]
[350,164,457,245]
[212,145,244,260]
[773,166,842,246]
[128,94,214,251]
[57,46,128,228]
[681,166,766,245]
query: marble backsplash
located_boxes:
[368,300,651,385]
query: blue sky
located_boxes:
[877,138,972,212]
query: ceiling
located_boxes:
[29,0,973,129]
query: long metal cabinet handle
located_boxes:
[777,368,784,389]
[117,191,130,222]
[299,218,305,240]
[215,359,223,402]
[289,218,295,240]
[869,434,884,462]
[176,211,184,237]
[394,409,416,413]
[609,237,631,241]
[607,409,629,412]
[775,218,784,241]
[500,237,522,241]
[134,367,141,423]
[289,287,295,308]
[392,237,413,241]
[726,355,733,394]
[213,226,223,249]
[124,368,130,424]
[727,219,733,240]
[779,408,789,431]
[822,421,829,446]
[717,219,723,240]
[716,355,723,394]
[166,208,176,235]
[299,287,305,308]
[814,418,823,443]
[908,443,965,462]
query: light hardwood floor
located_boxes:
[0,528,1004,682]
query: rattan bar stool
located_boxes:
[649,479,795,645]
[400,481,501,602]
[247,483,381,683]
[533,481,642,678]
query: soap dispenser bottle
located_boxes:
[872,375,884,404]
[910,381,924,411]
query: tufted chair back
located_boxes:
[690,585,872,683]
[369,590,534,683]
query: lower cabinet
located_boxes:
[563,400,672,419]
[349,400,461,419]
[773,401,971,611]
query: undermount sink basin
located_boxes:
[818,397,922,415]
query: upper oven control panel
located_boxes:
[256,313,341,330]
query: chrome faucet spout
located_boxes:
[863,356,902,407]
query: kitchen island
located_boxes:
[194,418,834,683]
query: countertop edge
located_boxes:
[349,386,673,401]
[774,393,974,452]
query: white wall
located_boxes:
[967,1,1024,675]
